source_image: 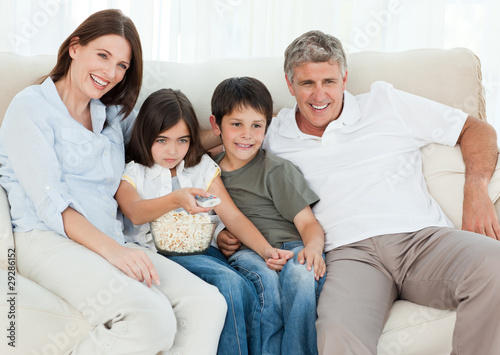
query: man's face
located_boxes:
[286,61,347,136]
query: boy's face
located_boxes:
[210,106,267,171]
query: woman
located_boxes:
[0,9,226,354]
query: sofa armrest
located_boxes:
[0,269,90,354]
[0,186,14,269]
[422,144,500,228]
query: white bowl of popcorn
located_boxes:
[150,211,216,256]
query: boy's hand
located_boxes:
[298,246,326,281]
[265,248,294,271]
[217,230,241,257]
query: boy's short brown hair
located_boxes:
[211,77,273,131]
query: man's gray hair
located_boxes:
[284,30,347,83]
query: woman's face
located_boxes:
[68,34,132,101]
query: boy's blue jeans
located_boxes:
[228,241,325,355]
[168,246,261,355]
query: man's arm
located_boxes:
[200,129,223,155]
[293,206,326,281]
[457,116,500,239]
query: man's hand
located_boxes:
[217,229,241,257]
[298,245,326,280]
[201,129,223,152]
[462,180,500,240]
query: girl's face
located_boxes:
[151,119,191,175]
[68,34,131,101]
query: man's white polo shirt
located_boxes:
[263,81,468,252]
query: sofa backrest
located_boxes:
[0,48,485,130]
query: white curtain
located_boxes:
[1,0,499,127]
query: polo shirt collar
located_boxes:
[324,90,361,131]
[338,90,361,125]
[278,91,361,138]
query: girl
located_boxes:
[0,9,226,355]
[115,88,294,355]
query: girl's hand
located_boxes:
[173,188,215,214]
[264,248,294,271]
[298,246,326,280]
[103,245,160,287]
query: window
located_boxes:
[1,0,498,129]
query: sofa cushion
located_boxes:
[346,48,485,120]
[0,52,54,126]
[378,300,456,355]
[139,57,295,130]
[0,269,90,354]
[423,145,500,228]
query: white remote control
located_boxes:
[195,194,221,208]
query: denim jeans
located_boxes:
[228,241,325,355]
[168,246,261,355]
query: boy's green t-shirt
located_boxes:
[214,149,319,248]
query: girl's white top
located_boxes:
[121,154,222,249]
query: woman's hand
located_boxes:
[103,244,160,287]
[62,207,160,287]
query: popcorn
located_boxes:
[150,211,215,255]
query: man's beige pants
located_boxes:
[317,227,500,355]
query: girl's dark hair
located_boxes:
[127,88,205,168]
[211,77,273,132]
[40,9,142,118]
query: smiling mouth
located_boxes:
[235,143,253,149]
[90,74,108,88]
[310,103,329,110]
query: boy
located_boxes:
[209,76,326,355]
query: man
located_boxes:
[218,30,500,354]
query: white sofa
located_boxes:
[1,48,500,355]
